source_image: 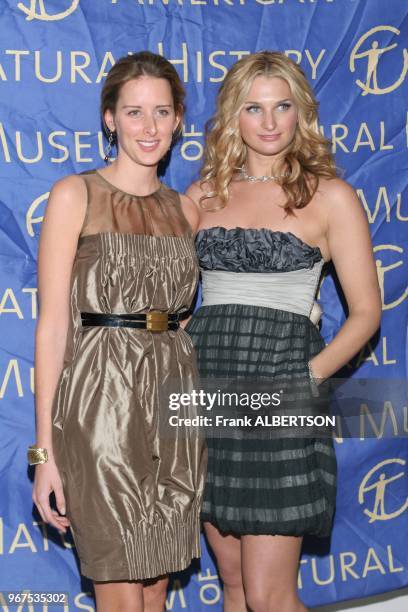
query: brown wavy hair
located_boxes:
[200,51,337,212]
[101,51,185,142]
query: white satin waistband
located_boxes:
[200,261,324,321]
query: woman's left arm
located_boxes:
[179,193,201,329]
[310,179,382,383]
[180,193,200,234]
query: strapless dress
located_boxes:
[186,227,336,537]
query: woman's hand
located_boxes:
[179,314,192,329]
[309,357,325,387]
[32,460,71,534]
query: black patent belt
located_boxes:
[80,311,186,332]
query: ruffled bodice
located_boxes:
[195,226,324,319]
[195,226,323,273]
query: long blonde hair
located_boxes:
[200,51,337,212]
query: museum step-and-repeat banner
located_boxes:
[0,0,407,610]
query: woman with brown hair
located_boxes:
[30,51,206,612]
[186,51,381,612]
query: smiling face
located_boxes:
[238,76,299,160]
[104,75,180,167]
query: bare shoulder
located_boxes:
[179,192,200,213]
[185,179,213,205]
[179,193,200,233]
[318,177,355,200]
[318,176,373,269]
[317,177,367,226]
[43,174,88,234]
[318,177,360,209]
[49,173,87,202]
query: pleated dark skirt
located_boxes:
[185,303,337,538]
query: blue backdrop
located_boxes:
[0,0,407,610]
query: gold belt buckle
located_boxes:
[146,311,169,332]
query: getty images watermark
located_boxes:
[167,389,335,430]
[158,377,407,440]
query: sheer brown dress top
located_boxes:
[51,169,207,582]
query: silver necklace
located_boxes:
[237,166,290,183]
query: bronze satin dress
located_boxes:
[51,169,207,582]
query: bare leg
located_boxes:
[241,535,306,612]
[93,580,144,612]
[143,575,169,612]
[203,521,247,612]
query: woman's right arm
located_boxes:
[32,175,87,534]
[179,185,202,329]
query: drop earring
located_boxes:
[104,129,115,164]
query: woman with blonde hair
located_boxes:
[31,51,206,612]
[186,51,381,612]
